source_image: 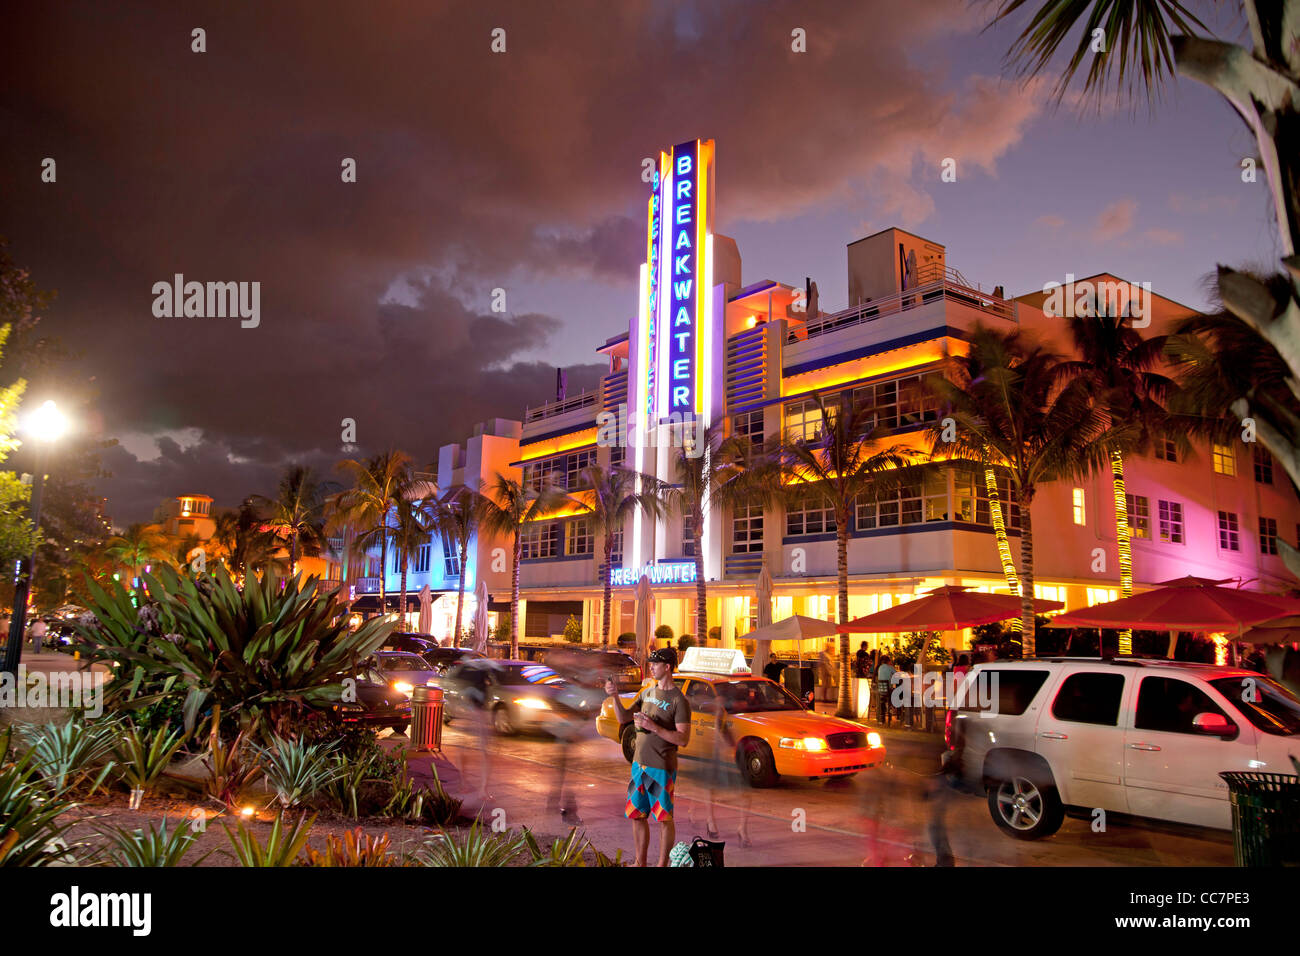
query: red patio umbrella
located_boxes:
[1045,576,1300,635]
[837,585,1063,633]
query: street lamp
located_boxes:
[2,400,68,675]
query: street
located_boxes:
[422,721,1236,867]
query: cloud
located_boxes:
[1168,193,1239,215]
[1035,214,1066,229]
[1141,228,1183,245]
[1092,199,1138,241]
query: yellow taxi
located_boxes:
[596,647,884,787]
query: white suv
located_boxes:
[945,658,1300,840]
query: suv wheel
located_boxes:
[620,723,636,764]
[987,775,1064,840]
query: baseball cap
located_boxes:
[647,647,677,667]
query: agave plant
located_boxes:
[200,708,262,809]
[521,826,591,867]
[413,816,528,867]
[100,816,211,867]
[72,563,396,739]
[298,828,408,867]
[222,811,316,867]
[16,716,120,795]
[0,748,83,866]
[114,723,188,798]
[253,736,344,809]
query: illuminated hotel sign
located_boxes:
[609,562,698,587]
[667,140,699,414]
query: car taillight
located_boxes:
[944,709,955,747]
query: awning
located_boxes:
[350,592,437,613]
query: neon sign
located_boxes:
[645,166,663,421]
[609,562,698,587]
[667,140,699,415]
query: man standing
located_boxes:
[29,617,47,651]
[605,646,691,867]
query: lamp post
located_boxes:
[2,400,67,676]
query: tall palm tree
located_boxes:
[431,484,490,647]
[929,325,1103,654]
[569,464,668,646]
[990,1,1300,576]
[253,465,331,576]
[212,498,276,582]
[663,424,770,654]
[331,451,414,612]
[1063,311,1182,654]
[389,494,436,629]
[776,391,914,718]
[103,523,171,583]
[478,473,569,657]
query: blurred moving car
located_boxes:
[596,647,884,787]
[419,646,487,675]
[945,658,1300,840]
[382,632,441,657]
[440,659,603,736]
[370,650,440,698]
[544,645,643,693]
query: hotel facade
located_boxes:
[358,139,1300,650]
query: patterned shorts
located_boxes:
[625,762,676,821]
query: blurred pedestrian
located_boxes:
[28,617,47,651]
[697,686,752,847]
[605,646,691,867]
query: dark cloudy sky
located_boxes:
[0,1,1274,524]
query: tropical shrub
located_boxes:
[253,736,343,809]
[16,715,119,795]
[298,829,408,867]
[72,564,396,739]
[522,826,590,867]
[222,812,316,867]
[413,816,527,867]
[201,708,262,809]
[654,624,673,644]
[115,723,188,797]
[0,741,82,866]
[101,816,209,867]
[562,615,582,643]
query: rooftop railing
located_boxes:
[523,389,599,423]
[790,274,1016,344]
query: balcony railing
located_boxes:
[790,277,1016,344]
[524,390,599,423]
[356,577,381,593]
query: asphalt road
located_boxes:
[424,720,1235,867]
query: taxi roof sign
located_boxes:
[679,646,750,675]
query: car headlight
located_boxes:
[513,697,551,710]
[393,681,414,695]
[778,737,827,751]
[867,732,882,748]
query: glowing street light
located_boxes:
[27,400,68,443]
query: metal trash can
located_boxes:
[1219,771,1300,866]
[411,685,444,753]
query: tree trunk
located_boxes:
[1019,491,1036,657]
[290,532,299,577]
[835,513,852,718]
[379,527,388,607]
[1112,451,1134,655]
[693,508,707,646]
[453,538,468,648]
[602,536,613,647]
[400,558,408,631]
[510,533,522,658]
[985,467,1022,632]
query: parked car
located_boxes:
[369,650,440,697]
[419,646,487,675]
[440,659,603,736]
[323,666,412,734]
[382,632,441,657]
[945,657,1300,840]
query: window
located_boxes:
[857,468,948,529]
[565,450,597,489]
[783,398,823,443]
[733,409,765,449]
[1260,517,1279,556]
[1158,499,1184,544]
[732,503,764,553]
[1072,488,1086,525]
[1212,443,1236,476]
[1086,587,1118,606]
[610,441,626,466]
[1135,676,1233,735]
[1254,446,1273,484]
[521,523,559,560]
[683,679,718,714]
[1051,673,1126,726]
[1218,511,1240,551]
[957,669,1051,716]
[566,519,593,556]
[951,469,1020,529]
[523,449,597,491]
[1125,494,1150,539]
[852,373,940,432]
[393,549,400,573]
[786,492,836,536]
[608,528,623,566]
[1155,438,1177,462]
[683,516,696,557]
[441,528,461,577]
[413,542,432,574]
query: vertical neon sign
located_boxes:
[644,165,663,421]
[667,140,699,415]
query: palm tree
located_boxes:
[103,523,171,582]
[431,484,489,648]
[478,473,569,657]
[1063,311,1182,654]
[929,325,1103,654]
[389,494,436,629]
[662,424,770,654]
[776,391,914,717]
[253,465,331,576]
[331,451,414,612]
[989,1,1300,571]
[568,464,668,646]
[212,498,276,582]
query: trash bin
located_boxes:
[783,665,815,704]
[1219,771,1300,866]
[411,685,444,753]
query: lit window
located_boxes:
[856,467,948,529]
[566,519,593,556]
[1254,446,1273,484]
[783,398,824,443]
[413,542,432,574]
[1125,494,1150,539]
[683,516,696,557]
[1072,488,1086,525]
[1212,443,1236,476]
[732,503,764,554]
[1217,511,1240,552]
[732,409,764,448]
[441,528,461,577]
[608,528,623,566]
[1158,500,1184,544]
[1086,587,1117,606]
[786,491,837,536]
[521,523,560,560]
[1259,517,1278,556]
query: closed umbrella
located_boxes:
[751,564,774,677]
[472,577,490,653]
[635,574,654,677]
[1045,577,1300,635]
[417,584,433,635]
[838,585,1063,633]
